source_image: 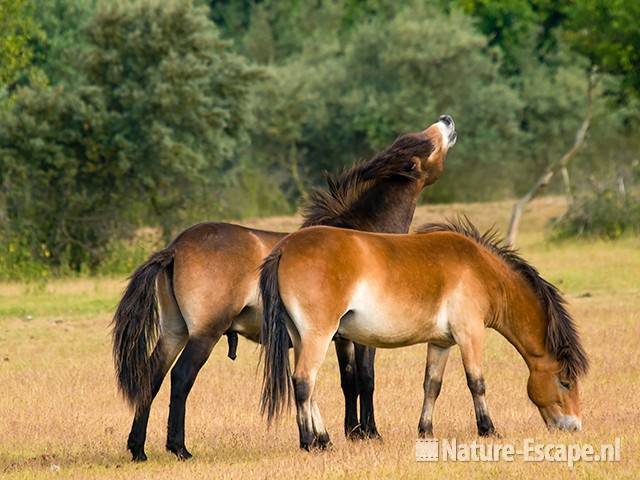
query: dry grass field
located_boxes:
[1,197,638,479]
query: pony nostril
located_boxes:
[556,416,581,432]
[571,418,582,432]
[439,114,454,128]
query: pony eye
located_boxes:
[560,380,571,390]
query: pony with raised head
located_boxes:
[259,218,588,450]
[112,115,457,461]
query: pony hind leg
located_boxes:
[166,331,223,460]
[127,271,187,462]
[418,343,450,438]
[127,334,186,461]
[166,257,245,459]
[293,333,334,451]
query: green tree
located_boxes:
[0,84,116,269]
[564,0,640,97]
[80,0,261,234]
[0,0,41,89]
[28,0,95,85]
[0,0,260,269]
[282,4,525,201]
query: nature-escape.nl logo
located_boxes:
[416,438,621,468]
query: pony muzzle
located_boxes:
[545,414,582,432]
[437,114,457,148]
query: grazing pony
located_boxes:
[259,219,588,450]
[112,116,457,461]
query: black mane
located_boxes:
[417,217,589,382]
[301,133,433,228]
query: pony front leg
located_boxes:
[457,333,498,437]
[292,334,333,450]
[355,344,380,439]
[418,343,450,438]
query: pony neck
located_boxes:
[491,305,550,373]
[342,177,422,233]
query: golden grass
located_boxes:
[0,197,638,479]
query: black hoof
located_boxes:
[317,440,334,451]
[362,428,382,441]
[167,444,193,461]
[479,427,501,438]
[301,439,333,451]
[346,425,382,441]
[316,433,333,450]
[418,423,434,439]
[130,449,147,462]
[345,425,365,440]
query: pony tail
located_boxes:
[259,249,293,423]
[112,247,174,409]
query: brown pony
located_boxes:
[259,219,589,450]
[112,116,457,461]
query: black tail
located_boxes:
[259,249,293,423]
[112,246,175,409]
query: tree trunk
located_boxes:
[506,170,555,246]
[505,68,596,246]
[560,166,573,206]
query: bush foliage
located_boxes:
[554,169,640,240]
[1,1,259,270]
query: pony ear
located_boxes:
[409,156,423,172]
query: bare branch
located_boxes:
[506,67,597,246]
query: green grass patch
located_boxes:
[0,279,123,320]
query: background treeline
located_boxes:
[0,0,639,278]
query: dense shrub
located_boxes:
[554,185,640,239]
[0,1,259,271]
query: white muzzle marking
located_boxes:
[437,121,456,149]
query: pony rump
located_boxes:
[259,249,293,422]
[418,218,589,382]
[301,132,432,228]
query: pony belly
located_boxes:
[230,280,262,342]
[337,308,430,348]
[336,281,451,348]
[230,281,263,343]
[230,305,262,343]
